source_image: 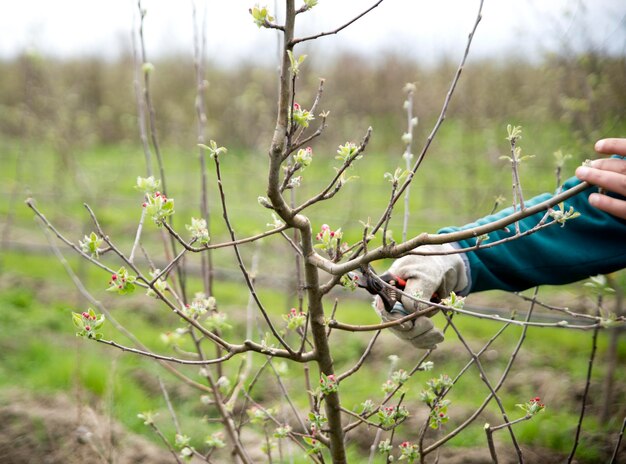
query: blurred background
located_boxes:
[0,1,625,463]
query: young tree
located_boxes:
[27,1,624,463]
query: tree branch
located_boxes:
[291,0,385,45]
[307,180,590,276]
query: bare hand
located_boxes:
[575,138,626,220]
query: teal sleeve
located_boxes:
[439,162,626,293]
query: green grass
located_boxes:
[1,123,625,462]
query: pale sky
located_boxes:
[1,0,624,65]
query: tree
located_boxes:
[27,1,625,463]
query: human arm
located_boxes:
[376,139,626,348]
[442,153,626,293]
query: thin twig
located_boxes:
[36,220,214,394]
[268,360,309,434]
[337,331,381,381]
[515,293,601,321]
[227,243,262,409]
[26,199,117,275]
[137,0,166,195]
[131,5,153,177]
[136,0,188,302]
[294,126,373,214]
[567,301,601,463]
[443,315,523,462]
[193,0,214,297]
[147,422,183,464]
[331,276,611,331]
[95,338,235,364]
[423,293,536,455]
[401,84,416,242]
[363,0,485,244]
[610,417,626,464]
[291,0,385,44]
[281,230,304,256]
[485,414,533,464]
[163,219,288,252]
[212,153,295,355]
[307,180,590,278]
[128,207,147,264]
[158,376,181,434]
[485,424,498,463]
[328,305,436,332]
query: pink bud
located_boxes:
[293,102,301,111]
[142,202,147,207]
[305,146,313,154]
[111,274,117,281]
[82,312,89,318]
[85,325,91,331]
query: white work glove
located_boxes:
[373,243,469,349]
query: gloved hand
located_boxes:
[373,243,469,349]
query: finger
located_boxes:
[595,138,626,156]
[575,165,626,197]
[588,193,626,220]
[410,316,436,336]
[410,328,444,349]
[402,278,436,312]
[589,158,626,174]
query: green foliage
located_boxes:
[319,373,338,395]
[143,190,175,225]
[516,396,546,416]
[283,307,307,331]
[294,146,313,168]
[549,203,581,225]
[106,267,137,295]
[249,4,274,28]
[376,405,409,429]
[78,232,103,258]
[335,142,359,162]
[291,102,315,128]
[135,176,161,195]
[72,308,105,339]
[287,50,307,75]
[198,140,227,159]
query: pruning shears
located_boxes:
[348,268,440,313]
[348,268,407,312]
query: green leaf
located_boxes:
[93,316,105,330]
[72,312,83,329]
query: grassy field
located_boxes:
[1,107,625,463]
